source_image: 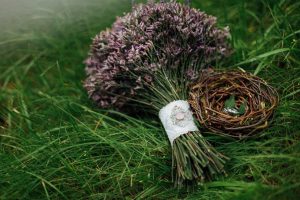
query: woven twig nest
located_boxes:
[189,70,279,138]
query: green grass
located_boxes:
[0,0,300,199]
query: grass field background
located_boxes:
[0,0,299,199]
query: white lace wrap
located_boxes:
[159,100,199,146]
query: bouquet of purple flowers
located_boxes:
[84,1,231,186]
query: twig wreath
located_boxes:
[189,70,279,138]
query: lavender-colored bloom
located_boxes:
[84,2,231,109]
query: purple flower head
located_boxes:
[84,2,231,109]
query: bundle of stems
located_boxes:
[129,67,227,186]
